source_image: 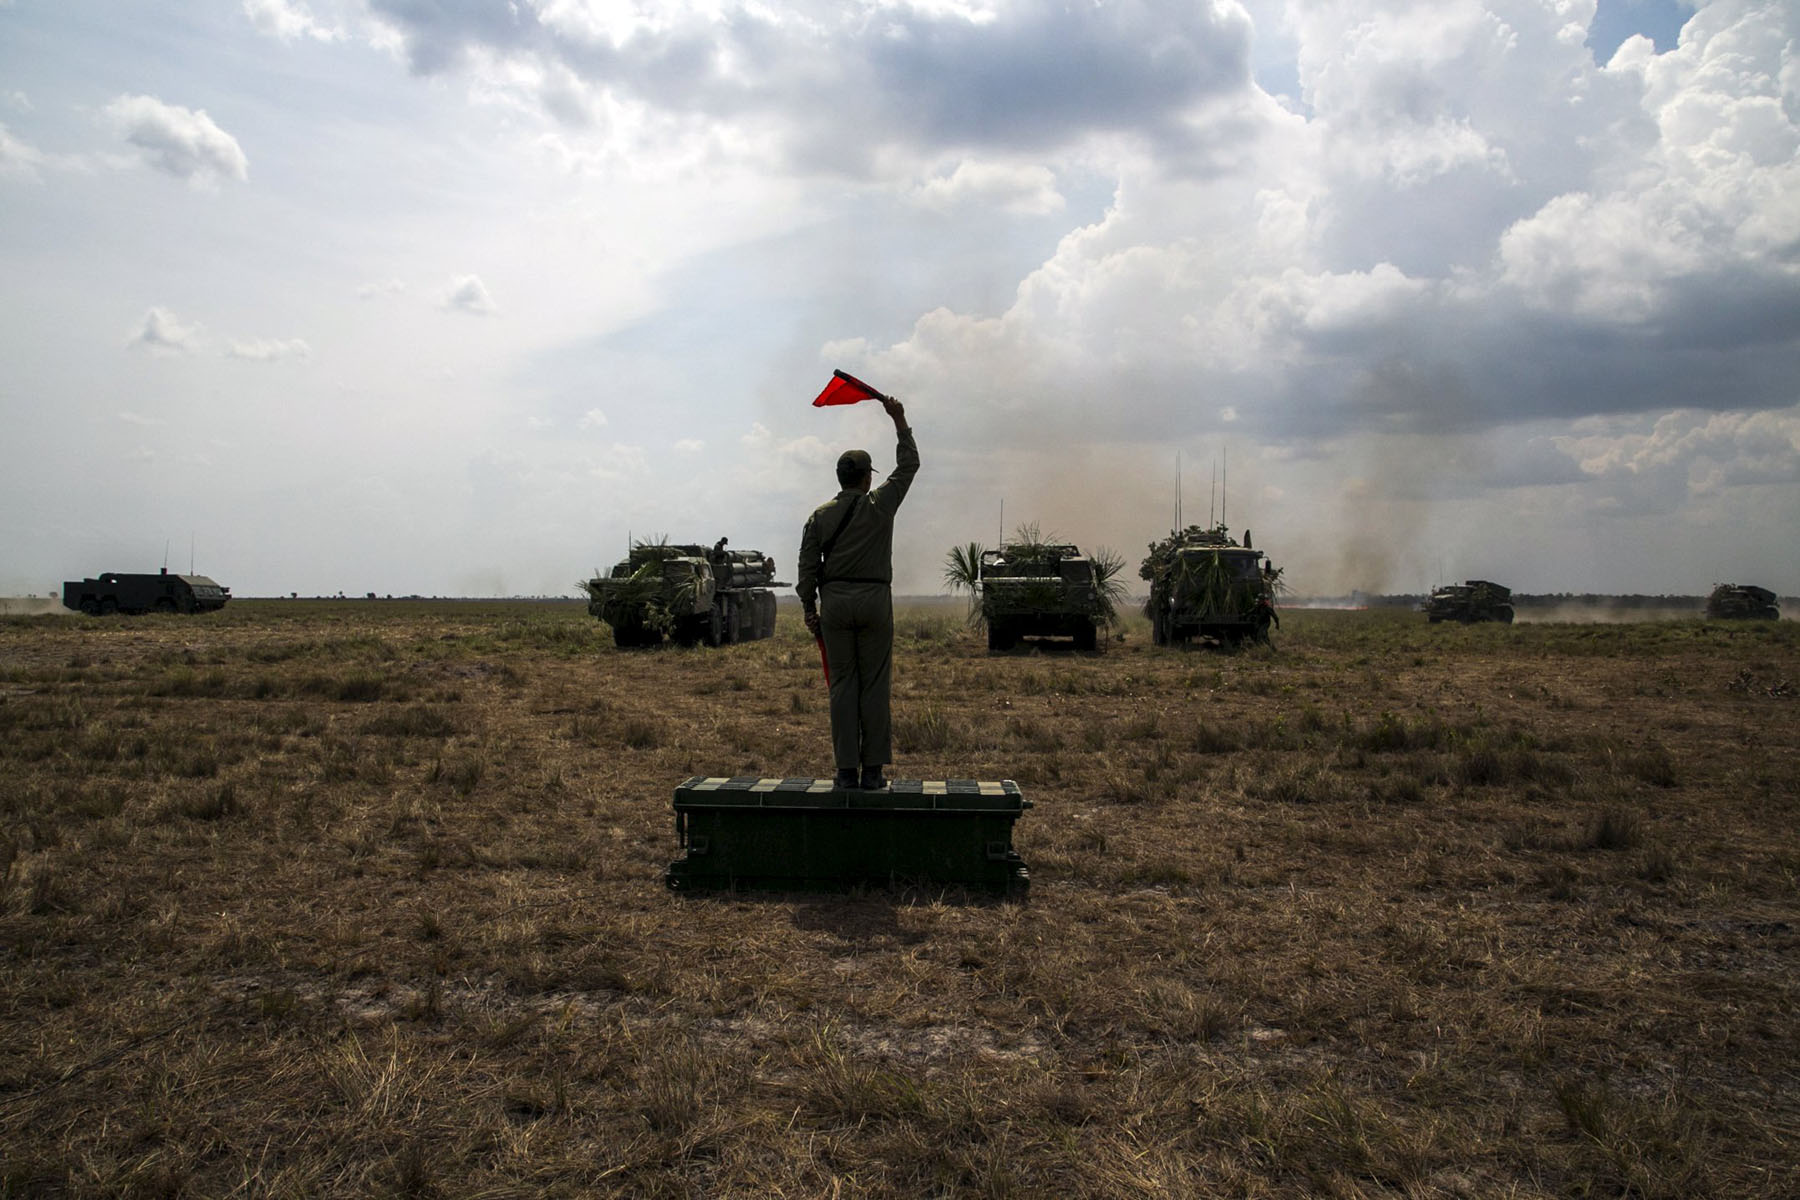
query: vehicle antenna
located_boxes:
[1209,457,1217,528]
[998,498,1004,548]
[1175,451,1182,533]
[1221,445,1227,527]
[189,533,194,575]
[162,539,170,572]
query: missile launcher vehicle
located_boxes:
[1422,580,1514,624]
[1706,583,1779,621]
[585,538,786,648]
[1142,525,1279,646]
[62,569,231,616]
[978,541,1106,651]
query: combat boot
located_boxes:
[833,768,859,791]
[859,766,887,791]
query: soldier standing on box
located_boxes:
[797,395,918,791]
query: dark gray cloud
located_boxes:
[366,0,1254,164]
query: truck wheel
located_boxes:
[155,597,175,613]
[987,621,1013,652]
[99,598,118,616]
[80,599,100,616]
[1074,621,1098,651]
[1495,606,1515,624]
[1151,609,1167,646]
[704,608,724,647]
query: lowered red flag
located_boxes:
[812,369,888,408]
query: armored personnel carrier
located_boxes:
[1423,580,1514,624]
[978,540,1106,651]
[1706,583,1779,620]
[584,538,786,648]
[62,569,231,615]
[1141,525,1279,645]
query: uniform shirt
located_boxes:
[796,425,920,610]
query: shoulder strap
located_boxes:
[819,499,859,565]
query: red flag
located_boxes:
[815,632,830,685]
[812,369,887,408]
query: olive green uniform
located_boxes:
[796,426,920,771]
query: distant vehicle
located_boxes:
[978,540,1106,652]
[1141,525,1280,646]
[62,569,231,616]
[1706,583,1779,621]
[1422,580,1514,624]
[583,538,786,648]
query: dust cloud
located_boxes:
[1512,603,1697,624]
[0,598,75,616]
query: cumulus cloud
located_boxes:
[225,337,313,361]
[242,0,340,42]
[105,95,248,184]
[1553,406,1800,513]
[673,438,705,454]
[577,407,608,429]
[441,274,496,314]
[861,0,1800,451]
[357,277,406,299]
[363,0,1255,169]
[740,422,833,475]
[0,121,44,179]
[909,159,1064,214]
[127,307,203,355]
[586,443,649,480]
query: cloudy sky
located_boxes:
[2,0,1796,599]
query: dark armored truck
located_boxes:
[584,539,786,648]
[1142,525,1279,646]
[978,542,1106,651]
[1706,583,1779,620]
[62,569,231,615]
[1423,580,1514,624]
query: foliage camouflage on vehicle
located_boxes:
[944,525,1128,652]
[582,538,786,648]
[62,569,231,616]
[1423,580,1515,625]
[1141,524,1280,646]
[1706,583,1780,620]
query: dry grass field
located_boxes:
[2,599,1797,1198]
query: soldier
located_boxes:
[797,395,918,790]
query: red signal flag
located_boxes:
[812,369,888,407]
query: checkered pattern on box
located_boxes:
[680,776,1016,796]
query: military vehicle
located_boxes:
[1141,525,1279,645]
[978,540,1107,651]
[1422,580,1514,624]
[1706,583,1779,621]
[584,538,786,648]
[62,569,231,616]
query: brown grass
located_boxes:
[0,599,1796,1196]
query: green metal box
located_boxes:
[666,777,1031,898]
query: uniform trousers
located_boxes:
[819,581,894,770]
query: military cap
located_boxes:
[837,449,879,475]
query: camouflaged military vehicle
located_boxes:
[62,569,231,616]
[1423,580,1514,624]
[1141,525,1279,645]
[978,541,1106,651]
[584,538,786,648]
[1706,583,1779,621]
